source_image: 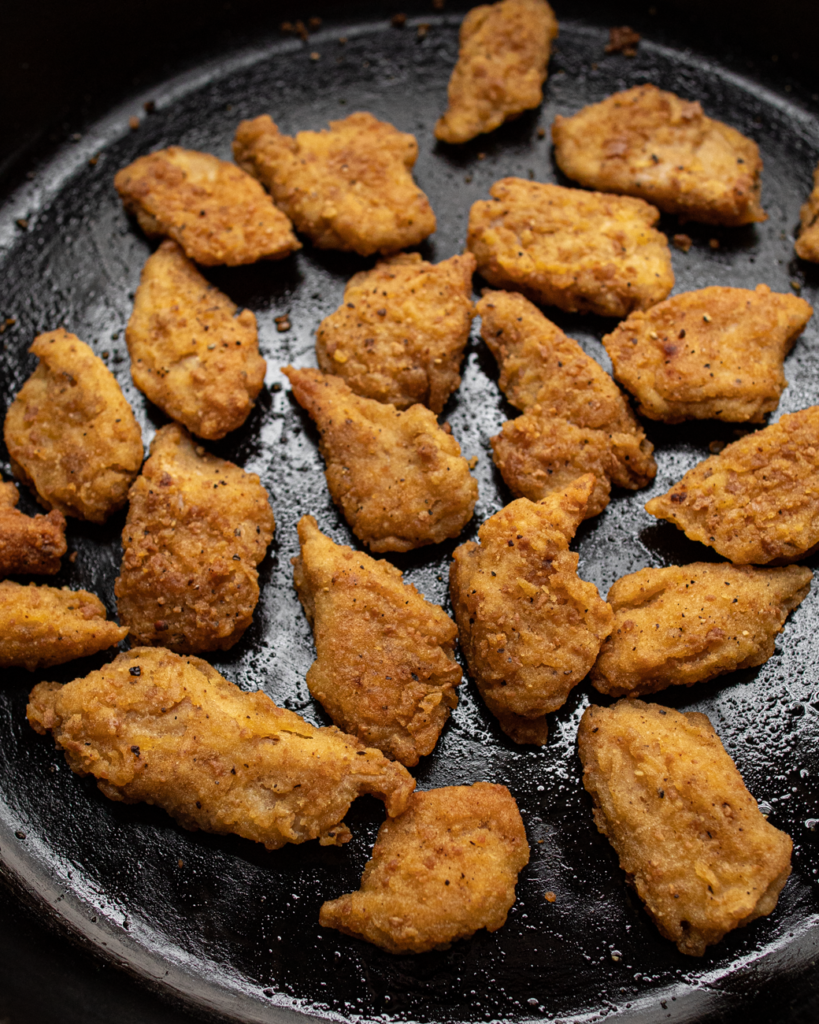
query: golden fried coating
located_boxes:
[114,146,300,266]
[467,178,673,317]
[795,163,819,262]
[293,516,461,766]
[603,285,812,423]
[434,0,559,145]
[4,330,143,523]
[283,368,478,553]
[320,782,529,952]
[27,647,415,849]
[645,406,819,564]
[552,84,766,226]
[233,112,436,257]
[315,253,476,414]
[0,480,66,577]
[115,424,274,652]
[450,475,613,744]
[578,700,792,956]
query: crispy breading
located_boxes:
[292,516,461,766]
[320,782,529,952]
[578,700,792,956]
[552,84,766,227]
[27,647,415,850]
[233,112,436,256]
[315,252,476,413]
[795,163,819,262]
[114,146,300,266]
[4,330,143,523]
[0,480,66,577]
[115,424,274,652]
[434,0,559,144]
[126,241,266,439]
[449,475,613,744]
[467,178,673,317]
[645,406,819,564]
[283,367,478,553]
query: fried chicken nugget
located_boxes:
[115,424,274,652]
[27,647,415,849]
[320,782,529,952]
[552,84,766,226]
[233,112,436,257]
[283,368,478,553]
[578,700,792,956]
[795,163,819,262]
[0,479,66,577]
[450,475,613,745]
[4,330,143,523]
[467,178,673,317]
[434,0,559,145]
[315,252,476,414]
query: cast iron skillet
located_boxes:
[1,3,819,1022]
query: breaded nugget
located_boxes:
[552,84,766,227]
[467,178,673,317]
[450,476,613,744]
[578,700,792,956]
[434,0,559,145]
[0,479,66,577]
[115,424,274,652]
[315,252,476,414]
[603,285,812,423]
[233,112,436,257]
[4,330,143,523]
[645,406,819,564]
[795,163,819,262]
[27,647,414,850]
[320,782,529,952]
[114,146,300,266]
[283,367,478,553]
[591,562,812,698]
[0,580,127,671]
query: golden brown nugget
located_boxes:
[315,252,476,414]
[233,112,436,257]
[27,647,415,850]
[591,562,812,698]
[115,424,274,652]
[645,406,819,564]
[320,782,529,952]
[283,367,478,553]
[434,0,559,145]
[467,178,673,317]
[0,480,66,577]
[114,146,300,266]
[552,84,766,226]
[127,241,266,439]
[293,516,461,766]
[795,163,819,262]
[578,700,792,956]
[603,285,813,424]
[4,330,143,523]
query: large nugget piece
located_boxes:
[0,480,66,577]
[795,163,819,262]
[27,647,415,849]
[467,178,673,317]
[283,368,477,552]
[115,424,275,652]
[316,252,476,414]
[320,782,529,952]
[4,330,143,523]
[233,112,436,256]
[578,700,792,956]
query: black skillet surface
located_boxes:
[2,3,819,1023]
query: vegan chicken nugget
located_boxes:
[795,163,819,262]
[0,479,66,577]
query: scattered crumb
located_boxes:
[433,0,445,8]
[791,279,802,292]
[310,52,320,61]
[468,455,479,469]
[392,12,407,27]
[673,233,693,252]
[143,99,156,114]
[537,127,546,139]
[129,115,140,131]
[477,152,486,160]
[709,237,720,249]
[464,174,473,183]
[442,421,453,435]
[275,315,292,333]
[71,133,82,142]
[178,859,185,868]
[308,16,322,30]
[88,155,99,167]
[68,551,78,563]
[708,439,726,454]
[417,23,430,39]
[16,218,28,230]
[339,36,348,44]
[544,891,556,903]
[605,26,640,57]
[703,313,712,322]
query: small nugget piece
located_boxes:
[552,84,766,227]
[467,178,673,317]
[27,647,414,850]
[115,424,275,652]
[0,480,66,577]
[320,782,529,952]
[795,163,819,262]
[293,516,461,766]
[283,368,478,552]
[4,330,143,522]
[316,252,476,414]
[578,700,792,956]
[233,112,436,256]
